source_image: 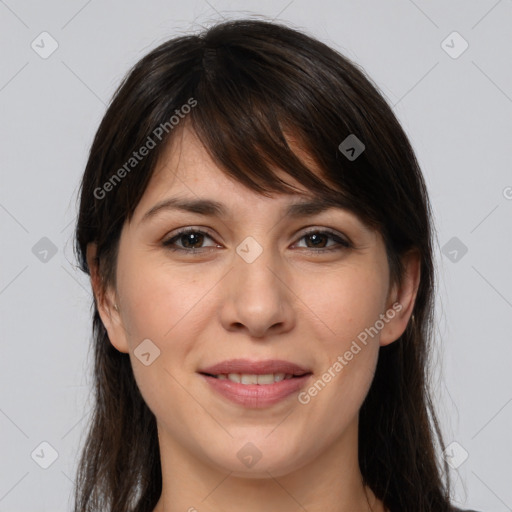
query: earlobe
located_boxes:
[85,243,130,354]
[380,250,421,346]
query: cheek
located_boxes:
[115,249,219,394]
[295,260,387,411]
[115,255,204,418]
[116,249,208,343]
[297,259,389,347]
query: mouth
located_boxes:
[198,358,311,378]
[199,372,311,384]
[197,359,313,408]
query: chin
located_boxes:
[204,444,308,479]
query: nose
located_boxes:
[219,243,295,339]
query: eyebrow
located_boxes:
[140,196,353,225]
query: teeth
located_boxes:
[216,373,291,384]
[258,373,286,384]
[240,374,258,384]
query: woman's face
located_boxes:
[94,126,417,478]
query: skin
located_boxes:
[87,125,420,512]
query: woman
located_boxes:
[73,18,480,512]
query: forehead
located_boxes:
[132,125,322,218]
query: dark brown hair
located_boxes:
[74,18,453,512]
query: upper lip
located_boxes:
[199,359,311,376]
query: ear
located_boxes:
[86,243,130,354]
[379,249,421,347]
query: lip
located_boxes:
[199,373,312,408]
[197,358,313,408]
[198,358,311,376]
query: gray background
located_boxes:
[1,1,511,511]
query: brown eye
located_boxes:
[304,232,329,248]
[295,229,351,252]
[162,229,218,251]
[177,232,205,249]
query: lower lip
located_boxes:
[199,374,312,408]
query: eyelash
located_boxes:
[162,227,352,255]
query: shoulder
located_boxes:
[452,508,482,512]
